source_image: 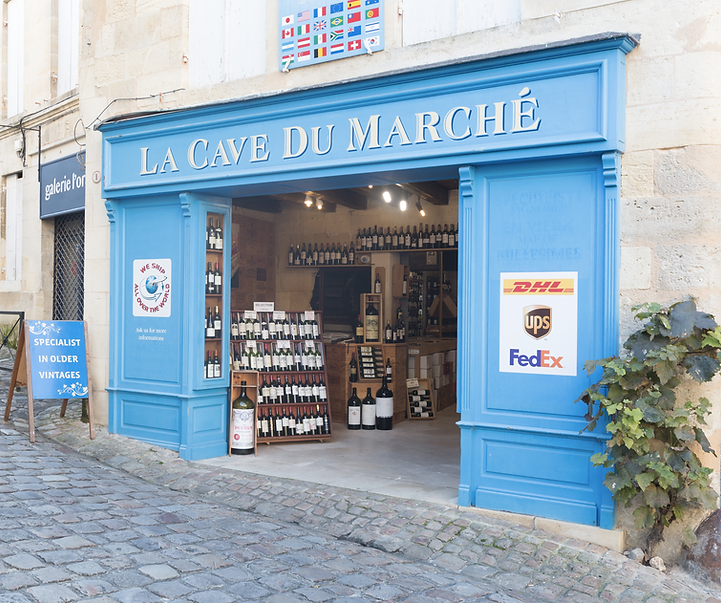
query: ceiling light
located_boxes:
[368,184,373,189]
[316,198,323,210]
[304,194,314,207]
[399,199,407,211]
[382,190,392,203]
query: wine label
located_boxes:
[361,403,376,426]
[304,311,315,320]
[348,406,361,425]
[376,396,393,418]
[232,408,254,451]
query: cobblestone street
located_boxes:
[1,362,720,602]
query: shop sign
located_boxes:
[499,271,577,376]
[133,259,172,318]
[39,152,86,219]
[26,320,89,399]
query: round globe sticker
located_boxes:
[133,259,172,317]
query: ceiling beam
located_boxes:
[313,188,368,210]
[232,197,282,213]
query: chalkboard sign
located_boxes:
[4,320,94,443]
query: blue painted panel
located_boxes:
[120,199,184,389]
[486,440,590,486]
[111,390,181,450]
[181,392,229,461]
[100,36,635,199]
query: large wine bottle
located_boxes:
[347,387,361,430]
[231,381,255,455]
[365,302,379,342]
[361,387,376,430]
[375,374,394,430]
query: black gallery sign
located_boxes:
[39,152,86,219]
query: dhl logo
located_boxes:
[503,279,574,295]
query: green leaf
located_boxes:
[639,402,665,424]
[625,331,670,361]
[635,471,655,491]
[674,425,696,442]
[694,427,714,454]
[643,484,670,509]
[590,452,608,466]
[633,505,656,529]
[682,526,697,547]
[684,355,721,382]
[654,359,677,385]
[665,451,687,473]
[657,386,676,410]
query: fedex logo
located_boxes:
[509,348,563,368]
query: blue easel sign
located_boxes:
[27,320,89,399]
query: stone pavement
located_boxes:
[2,371,721,602]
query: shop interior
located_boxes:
[205,179,461,506]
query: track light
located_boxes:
[382,190,392,203]
[399,199,407,211]
[304,194,314,207]
[416,199,426,217]
[316,198,323,210]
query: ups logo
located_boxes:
[524,305,551,339]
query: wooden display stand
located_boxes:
[406,378,435,419]
[229,310,332,447]
[204,211,225,381]
[325,342,407,425]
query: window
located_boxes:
[188,0,267,87]
[57,0,80,95]
[402,0,520,46]
[6,0,24,117]
[4,173,22,282]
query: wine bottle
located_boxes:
[206,307,215,339]
[372,225,379,250]
[423,224,430,248]
[324,244,331,264]
[208,218,216,249]
[260,408,269,438]
[429,224,436,248]
[392,226,398,250]
[288,244,294,266]
[361,387,376,430]
[215,218,223,250]
[213,306,221,339]
[385,357,392,383]
[318,375,327,402]
[374,274,382,294]
[348,242,355,264]
[405,225,412,248]
[205,351,213,379]
[347,388,361,430]
[291,375,299,404]
[263,344,272,372]
[349,353,358,382]
[213,351,221,378]
[288,406,297,434]
[384,227,391,249]
[375,374,394,430]
[284,375,292,404]
[231,381,255,455]
[300,242,307,264]
[274,408,284,438]
[384,321,393,343]
[261,376,270,404]
[365,302,379,342]
[322,405,330,435]
[205,262,212,294]
[355,314,364,343]
[313,243,319,265]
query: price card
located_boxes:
[304,311,315,320]
[273,311,286,320]
[244,310,257,320]
[304,341,315,349]
[406,378,420,388]
[278,341,290,349]
[254,302,275,312]
[246,341,257,349]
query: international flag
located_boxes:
[330,28,343,41]
[347,0,361,8]
[297,23,310,34]
[298,50,311,62]
[348,39,361,51]
[281,14,294,26]
[330,43,344,54]
[314,7,327,17]
[282,28,294,39]
[365,8,379,18]
[297,36,311,48]
[330,16,343,26]
[348,11,360,23]
[297,10,310,21]
[365,0,379,4]
[365,35,380,47]
[365,21,379,32]
[282,54,294,65]
[281,41,294,52]
[314,33,327,44]
[347,25,361,37]
[314,47,328,58]
[314,19,327,30]
[330,2,343,13]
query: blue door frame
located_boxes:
[100,34,635,526]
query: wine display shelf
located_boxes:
[229,310,332,449]
[406,378,436,420]
[203,211,225,381]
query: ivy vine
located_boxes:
[578,300,719,554]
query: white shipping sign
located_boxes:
[133,259,172,317]
[499,271,577,376]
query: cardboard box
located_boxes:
[419,355,431,369]
[420,368,430,379]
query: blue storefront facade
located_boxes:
[100,34,637,529]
